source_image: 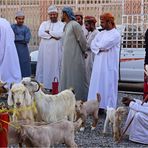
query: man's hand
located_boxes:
[45,30,49,34]
[144,64,148,76]
[144,95,148,103]
[50,36,60,40]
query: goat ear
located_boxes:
[24,88,32,105]
[96,93,101,102]
[7,90,14,106]
[80,100,84,104]
[69,87,75,94]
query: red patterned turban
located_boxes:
[84,16,97,24]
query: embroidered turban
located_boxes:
[15,10,25,17]
[48,5,58,13]
[62,7,76,20]
[84,16,97,24]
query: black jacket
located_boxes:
[145,29,148,64]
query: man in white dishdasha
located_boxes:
[36,5,65,90]
[87,13,121,112]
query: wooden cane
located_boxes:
[118,97,147,143]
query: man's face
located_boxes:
[75,15,83,26]
[100,19,110,30]
[15,16,25,25]
[49,12,58,23]
[61,12,67,22]
[84,21,91,32]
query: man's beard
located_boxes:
[61,18,65,22]
[51,19,58,23]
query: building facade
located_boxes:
[0,0,148,49]
[54,0,122,25]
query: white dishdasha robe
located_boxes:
[85,29,98,85]
[0,18,21,84]
[36,20,65,89]
[60,20,88,100]
[87,28,121,109]
[125,99,148,144]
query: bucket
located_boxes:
[0,113,9,147]
[52,77,59,95]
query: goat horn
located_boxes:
[0,82,7,87]
[10,82,14,89]
[30,79,40,92]
[2,82,7,87]
[69,87,75,94]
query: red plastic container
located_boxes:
[0,113,9,147]
[52,77,59,95]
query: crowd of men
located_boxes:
[0,5,148,145]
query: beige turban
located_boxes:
[74,11,83,17]
[15,10,25,17]
[48,5,58,13]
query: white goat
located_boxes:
[103,106,127,141]
[8,120,31,147]
[19,119,82,147]
[21,78,76,123]
[7,83,37,122]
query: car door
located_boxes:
[120,47,144,82]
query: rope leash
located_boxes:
[0,101,37,114]
[0,119,20,130]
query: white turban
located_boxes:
[48,5,58,13]
[15,10,25,17]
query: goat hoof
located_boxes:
[102,132,107,136]
[91,126,96,130]
[80,127,85,131]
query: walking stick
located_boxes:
[118,95,148,143]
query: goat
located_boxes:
[18,119,82,147]
[7,83,37,122]
[103,106,127,141]
[8,120,52,147]
[21,78,76,123]
[7,120,31,147]
[75,93,101,131]
[0,81,8,97]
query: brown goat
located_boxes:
[75,93,101,131]
[0,81,8,97]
